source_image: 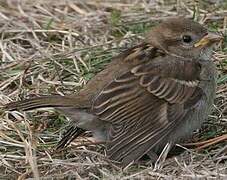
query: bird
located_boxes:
[5,17,222,166]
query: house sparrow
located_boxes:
[5,17,222,166]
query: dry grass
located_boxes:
[0,0,226,179]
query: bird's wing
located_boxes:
[92,52,203,165]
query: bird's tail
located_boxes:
[5,95,81,111]
[56,126,85,149]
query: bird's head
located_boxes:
[146,17,223,60]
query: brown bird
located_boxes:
[5,17,222,166]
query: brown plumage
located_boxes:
[5,17,222,166]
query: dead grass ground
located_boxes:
[0,0,226,179]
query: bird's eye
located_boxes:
[182,35,192,43]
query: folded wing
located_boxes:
[92,53,203,165]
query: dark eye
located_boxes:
[182,35,192,43]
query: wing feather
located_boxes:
[92,46,202,165]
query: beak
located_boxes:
[194,32,223,48]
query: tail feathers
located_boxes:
[56,126,85,149]
[5,95,81,111]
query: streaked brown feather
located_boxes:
[5,95,89,111]
[92,45,203,164]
